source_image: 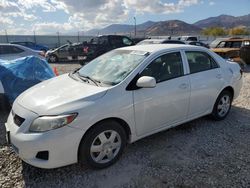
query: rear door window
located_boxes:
[186,51,219,74]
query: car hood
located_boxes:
[17,74,109,115]
[211,48,239,53]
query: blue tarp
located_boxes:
[0,56,55,104]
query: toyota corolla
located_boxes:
[5,44,242,169]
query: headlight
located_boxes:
[29,113,77,132]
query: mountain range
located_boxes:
[86,14,250,36]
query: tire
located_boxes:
[48,54,58,63]
[210,90,233,120]
[79,120,127,169]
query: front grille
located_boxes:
[13,114,25,127]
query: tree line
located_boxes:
[202,27,250,36]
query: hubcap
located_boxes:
[50,56,56,62]
[90,130,121,164]
[217,95,230,117]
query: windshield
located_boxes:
[78,50,149,85]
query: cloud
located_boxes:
[209,1,215,5]
[32,22,74,34]
[0,17,14,25]
[0,0,201,34]
[124,0,199,14]
[59,0,129,30]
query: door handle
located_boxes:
[216,74,222,79]
[179,83,188,89]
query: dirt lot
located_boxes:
[0,63,250,188]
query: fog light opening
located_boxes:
[36,151,49,160]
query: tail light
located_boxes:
[83,47,89,53]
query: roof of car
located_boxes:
[141,39,166,42]
[0,43,38,51]
[220,38,250,42]
[119,44,200,53]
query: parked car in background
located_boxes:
[0,44,45,61]
[179,36,198,41]
[5,44,242,169]
[209,38,229,48]
[136,39,209,48]
[137,39,185,45]
[10,41,49,52]
[79,35,134,65]
[185,41,209,48]
[211,38,250,66]
[46,44,69,63]
[46,43,88,63]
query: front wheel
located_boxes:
[78,120,127,168]
[211,90,232,120]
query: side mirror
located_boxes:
[136,76,156,88]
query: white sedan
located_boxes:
[0,43,45,61]
[5,44,242,169]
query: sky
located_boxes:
[0,0,249,35]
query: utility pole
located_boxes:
[33,30,37,44]
[5,29,9,43]
[77,31,80,42]
[57,31,60,47]
[134,17,137,37]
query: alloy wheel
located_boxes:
[217,95,231,117]
[90,130,121,164]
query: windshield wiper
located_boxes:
[79,74,100,86]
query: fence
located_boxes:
[0,35,93,49]
[0,34,249,49]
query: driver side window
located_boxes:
[141,52,184,83]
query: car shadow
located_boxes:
[15,105,250,187]
[0,109,10,146]
[242,64,250,73]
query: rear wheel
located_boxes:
[211,90,232,120]
[79,120,127,168]
[48,54,58,63]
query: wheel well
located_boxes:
[88,118,131,140]
[222,86,234,99]
[77,118,131,161]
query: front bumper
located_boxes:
[5,102,84,169]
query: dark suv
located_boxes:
[80,35,134,64]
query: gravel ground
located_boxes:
[0,63,250,188]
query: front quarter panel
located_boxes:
[69,82,136,142]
